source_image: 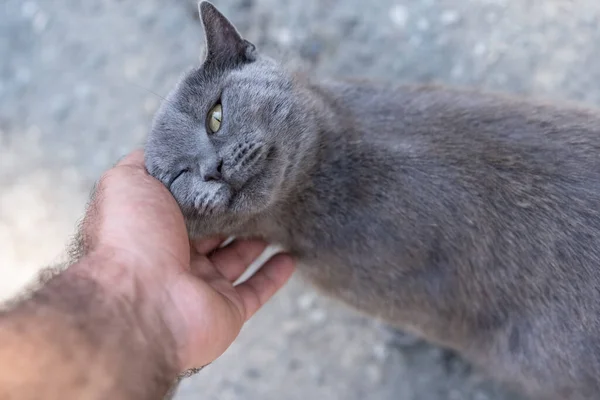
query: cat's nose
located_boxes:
[201,158,223,182]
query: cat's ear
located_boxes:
[199,1,257,65]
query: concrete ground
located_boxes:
[2,0,600,398]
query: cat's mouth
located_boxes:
[180,182,232,219]
[166,169,232,218]
[168,168,190,189]
[193,183,232,215]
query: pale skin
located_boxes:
[0,150,295,400]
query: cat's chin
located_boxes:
[179,183,233,219]
[183,205,247,238]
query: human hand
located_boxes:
[75,149,295,372]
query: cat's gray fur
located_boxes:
[145,2,600,399]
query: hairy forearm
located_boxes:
[0,254,178,400]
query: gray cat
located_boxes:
[145,2,600,399]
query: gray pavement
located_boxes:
[2,0,600,398]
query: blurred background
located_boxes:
[1,0,599,399]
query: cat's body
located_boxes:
[272,82,600,399]
[146,3,600,399]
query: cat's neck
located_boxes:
[283,77,359,194]
[258,78,370,239]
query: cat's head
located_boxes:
[145,2,315,236]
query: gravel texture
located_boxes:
[2,0,600,399]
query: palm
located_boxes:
[163,237,294,371]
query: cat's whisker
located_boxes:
[127,81,179,109]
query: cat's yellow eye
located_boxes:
[207,103,222,133]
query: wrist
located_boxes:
[69,248,146,298]
[63,251,180,377]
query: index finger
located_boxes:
[116,149,145,168]
[234,253,295,320]
[192,236,227,256]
